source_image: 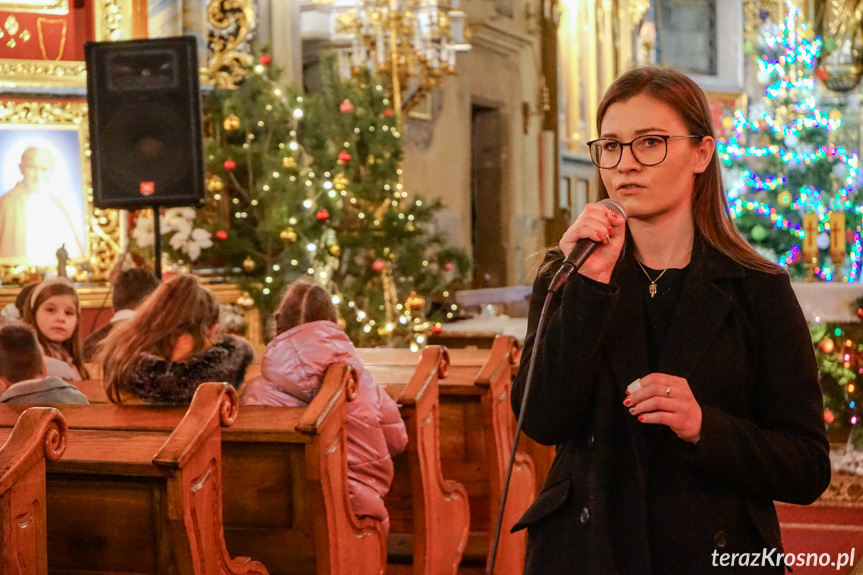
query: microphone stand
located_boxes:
[486,263,571,575]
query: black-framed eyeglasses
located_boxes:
[586,134,704,169]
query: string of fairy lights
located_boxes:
[211,57,453,350]
[718,3,862,282]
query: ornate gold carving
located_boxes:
[744,0,786,45]
[0,100,120,283]
[207,0,255,89]
[0,0,69,15]
[100,0,124,41]
[0,59,85,87]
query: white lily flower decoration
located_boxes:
[132,212,156,248]
[170,227,213,261]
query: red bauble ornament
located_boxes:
[338,151,352,163]
[223,159,236,171]
[384,107,395,117]
[444,262,454,271]
[815,67,828,82]
[316,209,330,222]
[824,409,835,424]
[259,54,272,66]
[432,324,442,334]
[340,100,354,114]
[857,308,863,319]
[215,230,228,241]
[820,338,835,353]
[372,259,385,272]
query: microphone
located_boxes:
[548,198,627,293]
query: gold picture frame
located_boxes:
[0,100,120,283]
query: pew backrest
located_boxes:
[0,407,67,575]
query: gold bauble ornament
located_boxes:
[368,155,376,164]
[328,244,341,257]
[236,291,255,310]
[721,116,734,131]
[206,175,225,193]
[242,256,256,272]
[333,173,349,190]
[280,228,298,243]
[223,114,241,131]
[283,156,297,169]
[829,109,843,121]
[778,191,793,206]
[405,290,426,312]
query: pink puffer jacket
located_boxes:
[240,320,408,528]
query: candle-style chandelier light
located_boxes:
[330,0,470,114]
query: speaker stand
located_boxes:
[152,205,162,280]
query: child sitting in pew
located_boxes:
[241,279,408,532]
[0,321,88,404]
[96,273,254,404]
[22,277,89,380]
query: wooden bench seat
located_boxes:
[0,407,67,575]
[0,366,386,575]
[359,336,537,575]
[0,381,268,575]
[368,345,470,575]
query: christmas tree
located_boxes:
[146,54,470,348]
[718,2,861,281]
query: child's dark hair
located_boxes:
[274,279,337,335]
[112,267,160,311]
[0,321,44,383]
[22,278,88,379]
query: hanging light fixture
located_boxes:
[332,0,470,115]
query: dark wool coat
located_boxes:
[511,237,831,575]
[122,335,254,404]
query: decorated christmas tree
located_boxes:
[140,54,470,348]
[718,3,861,281]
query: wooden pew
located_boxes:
[359,336,536,575]
[0,366,387,575]
[0,407,67,575]
[370,345,470,575]
[0,382,269,575]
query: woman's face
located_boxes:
[598,94,714,224]
[35,294,77,343]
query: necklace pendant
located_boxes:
[649,283,657,298]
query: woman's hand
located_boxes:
[559,202,626,283]
[623,373,702,443]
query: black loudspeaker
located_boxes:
[86,36,205,210]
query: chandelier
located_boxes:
[331,0,470,114]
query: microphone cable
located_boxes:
[486,286,556,575]
[486,206,626,574]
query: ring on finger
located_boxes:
[665,385,671,397]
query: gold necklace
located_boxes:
[636,259,670,298]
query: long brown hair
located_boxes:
[594,67,779,274]
[97,273,220,403]
[274,279,337,335]
[22,278,88,378]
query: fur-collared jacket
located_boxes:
[122,335,254,404]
